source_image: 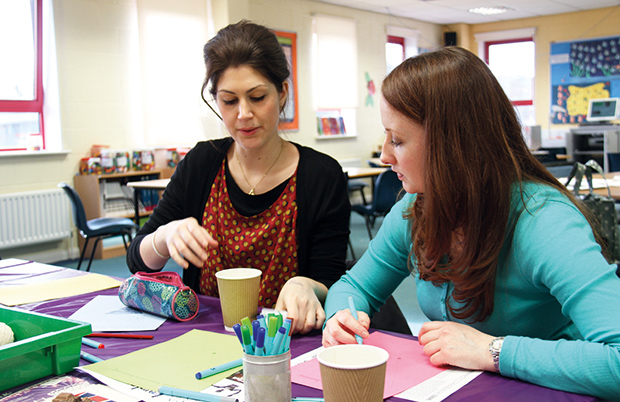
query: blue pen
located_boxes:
[195,358,243,379]
[252,320,261,347]
[159,386,238,402]
[80,350,103,363]
[232,323,244,347]
[81,337,104,349]
[255,327,266,356]
[240,324,254,355]
[292,398,325,402]
[257,314,267,330]
[281,318,292,354]
[270,326,287,355]
[348,296,363,345]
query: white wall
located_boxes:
[0,0,441,260]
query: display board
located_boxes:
[550,35,620,124]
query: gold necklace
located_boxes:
[235,140,284,195]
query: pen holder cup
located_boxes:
[243,350,291,402]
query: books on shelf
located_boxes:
[317,116,347,136]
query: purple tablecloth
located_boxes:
[6,286,601,402]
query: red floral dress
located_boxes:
[199,160,299,307]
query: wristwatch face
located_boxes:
[491,337,503,352]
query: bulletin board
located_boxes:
[550,35,620,124]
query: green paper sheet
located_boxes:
[85,329,243,392]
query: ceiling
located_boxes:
[312,0,620,25]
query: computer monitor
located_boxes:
[586,97,620,123]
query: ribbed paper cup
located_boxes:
[215,268,262,331]
[318,344,389,402]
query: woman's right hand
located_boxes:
[146,217,218,269]
[322,308,370,347]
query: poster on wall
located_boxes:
[550,35,620,124]
[275,30,299,131]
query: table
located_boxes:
[126,179,169,224]
[0,261,601,402]
[343,166,388,179]
[368,157,391,167]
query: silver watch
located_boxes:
[489,337,505,372]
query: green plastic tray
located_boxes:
[0,305,91,392]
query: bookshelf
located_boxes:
[73,168,174,259]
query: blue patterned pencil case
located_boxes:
[118,271,199,321]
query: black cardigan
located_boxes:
[127,137,351,293]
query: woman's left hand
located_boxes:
[275,277,328,335]
[417,321,497,372]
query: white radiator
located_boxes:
[0,189,72,250]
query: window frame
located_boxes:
[484,37,534,107]
[0,0,45,151]
[387,35,405,60]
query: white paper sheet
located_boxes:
[69,295,166,332]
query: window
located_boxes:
[385,26,419,74]
[475,28,537,128]
[386,36,405,74]
[0,0,60,153]
[485,38,536,126]
[312,15,358,137]
[0,0,44,151]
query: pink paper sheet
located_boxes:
[291,332,446,398]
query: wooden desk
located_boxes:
[368,157,391,167]
[0,260,602,401]
[344,166,388,179]
[126,179,170,224]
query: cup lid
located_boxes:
[317,344,389,369]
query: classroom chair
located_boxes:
[352,169,402,240]
[58,183,138,272]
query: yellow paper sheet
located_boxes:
[84,329,243,392]
[0,273,121,306]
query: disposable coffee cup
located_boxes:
[318,344,389,402]
[215,268,262,331]
[243,350,291,402]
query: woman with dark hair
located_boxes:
[322,47,620,399]
[127,20,350,334]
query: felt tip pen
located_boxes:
[232,323,244,347]
[257,314,266,330]
[270,326,287,356]
[292,398,325,402]
[348,296,363,345]
[240,324,254,355]
[266,315,278,353]
[81,337,104,349]
[283,318,292,352]
[159,386,238,402]
[80,350,103,363]
[255,327,266,356]
[195,358,243,380]
[87,333,153,339]
[241,317,253,335]
[252,320,260,345]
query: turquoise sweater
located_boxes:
[325,183,620,400]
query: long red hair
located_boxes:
[381,47,605,322]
